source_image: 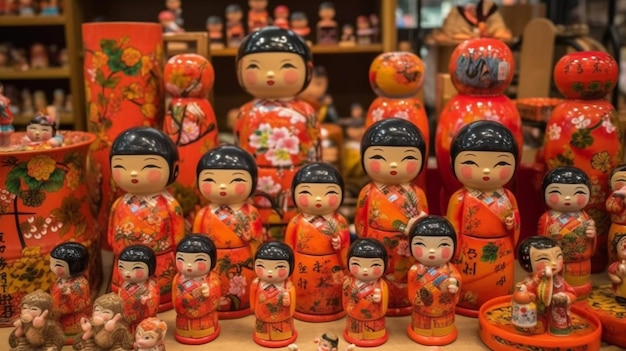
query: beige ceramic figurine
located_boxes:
[288,332,356,351]
[9,290,65,351]
[73,293,133,351]
[134,317,168,351]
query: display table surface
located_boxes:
[1,250,622,351]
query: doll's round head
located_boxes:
[318,332,339,351]
[318,2,335,19]
[517,236,563,274]
[93,293,124,323]
[298,65,328,103]
[164,53,215,97]
[196,144,257,206]
[408,215,457,267]
[110,127,179,194]
[175,234,217,278]
[26,113,56,142]
[292,162,344,216]
[118,245,157,283]
[274,5,289,18]
[249,0,267,10]
[226,4,243,17]
[542,166,590,212]
[254,241,294,284]
[613,234,626,261]
[19,291,52,322]
[347,238,388,282]
[136,317,167,348]
[360,118,426,184]
[236,26,313,99]
[450,120,518,192]
[610,164,626,191]
[50,242,89,279]
[369,51,425,98]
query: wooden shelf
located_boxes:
[13,112,73,126]
[210,44,384,57]
[0,67,71,80]
[0,15,66,26]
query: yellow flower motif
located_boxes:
[141,103,157,118]
[27,155,57,181]
[140,56,153,76]
[144,91,155,104]
[121,47,142,67]
[155,43,163,62]
[65,163,81,191]
[89,103,99,123]
[120,36,130,45]
[591,151,611,173]
[169,69,190,89]
[7,246,54,294]
[92,51,108,69]
[122,82,143,100]
[85,84,91,102]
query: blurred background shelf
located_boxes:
[0,15,66,26]
[0,67,71,80]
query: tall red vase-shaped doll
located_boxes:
[234,27,320,241]
[173,234,221,344]
[544,51,622,273]
[607,165,626,265]
[193,145,265,319]
[538,167,596,299]
[250,241,297,347]
[285,162,350,322]
[367,51,429,189]
[163,53,218,230]
[354,118,428,316]
[447,120,520,317]
[108,127,185,312]
[435,38,523,212]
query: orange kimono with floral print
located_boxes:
[342,276,388,341]
[284,213,350,320]
[250,280,297,342]
[446,188,520,315]
[172,272,221,339]
[354,183,428,312]
[606,193,626,264]
[538,210,596,298]
[50,275,91,340]
[108,192,185,311]
[119,278,159,333]
[192,203,264,318]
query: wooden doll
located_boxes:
[22,113,63,148]
[407,215,461,345]
[49,242,91,344]
[9,290,65,351]
[288,332,356,351]
[447,120,520,317]
[290,11,311,45]
[0,82,15,147]
[342,238,389,347]
[29,43,49,69]
[316,2,338,45]
[538,166,596,299]
[606,164,626,264]
[608,234,626,304]
[193,145,264,319]
[165,0,184,27]
[158,10,184,33]
[135,317,168,351]
[338,24,356,47]
[108,127,185,312]
[285,162,350,322]
[39,0,59,16]
[250,241,297,347]
[355,16,373,45]
[273,5,290,30]
[248,0,269,33]
[234,27,320,241]
[369,14,380,43]
[516,236,576,336]
[117,245,160,333]
[206,16,225,50]
[225,4,245,48]
[354,117,428,316]
[73,293,133,351]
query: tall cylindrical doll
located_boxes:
[354,117,428,316]
[234,26,321,241]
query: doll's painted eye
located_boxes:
[369,154,385,160]
[494,161,511,167]
[256,263,265,268]
[370,263,382,267]
[195,257,207,262]
[113,164,126,169]
[548,189,561,194]
[413,241,426,247]
[202,177,215,183]
[246,63,260,69]
[142,164,162,170]
[402,155,418,161]
[299,190,312,195]
[461,160,477,166]
[231,178,247,183]
[350,262,360,267]
[439,242,451,247]
[281,63,296,69]
[276,264,287,269]
[133,265,144,270]
[574,190,588,195]
[326,190,339,195]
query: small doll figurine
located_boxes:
[49,242,91,344]
[248,0,269,33]
[343,238,389,347]
[316,2,338,45]
[165,0,183,27]
[606,164,626,264]
[73,293,134,351]
[369,14,380,43]
[193,145,264,319]
[18,0,34,16]
[538,166,596,299]
[206,16,225,50]
[608,234,626,304]
[108,127,185,312]
[159,10,184,33]
[290,12,311,44]
[9,290,65,351]
[407,215,461,345]
[274,5,290,30]
[447,120,520,317]
[135,317,168,351]
[297,65,339,123]
[288,332,356,351]
[355,16,373,45]
[0,82,15,147]
[250,241,297,347]
[30,43,49,69]
[285,162,350,322]
[354,117,428,316]
[117,245,160,333]
[226,4,245,48]
[52,88,65,112]
[338,24,356,47]
[173,234,221,344]
[39,0,59,16]
[516,236,576,336]
[22,113,63,147]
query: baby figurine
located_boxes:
[73,293,133,351]
[135,317,168,351]
[22,113,63,147]
[274,5,290,29]
[225,4,244,48]
[339,24,356,46]
[288,332,356,351]
[0,82,15,147]
[159,10,184,33]
[291,11,312,45]
[9,290,65,351]
[30,43,49,69]
[608,234,626,304]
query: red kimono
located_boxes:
[50,275,91,341]
[108,192,185,311]
[118,278,159,332]
[354,182,428,313]
[250,279,296,343]
[342,276,388,343]
[172,272,221,340]
[284,213,350,320]
[192,203,264,318]
[606,193,626,264]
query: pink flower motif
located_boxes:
[257,176,281,195]
[396,239,410,257]
[267,127,290,148]
[265,148,292,166]
[179,119,200,144]
[228,275,247,297]
[601,114,617,134]
[371,108,384,122]
[275,135,300,155]
[249,123,272,149]
[277,108,306,124]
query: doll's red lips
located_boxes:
[266,80,275,85]
[187,269,192,272]
[483,176,490,181]
[315,204,322,208]
[390,171,397,175]
[125,275,131,279]
[564,202,570,206]
[429,255,435,260]
[220,192,227,196]
[131,179,138,184]
[267,275,272,279]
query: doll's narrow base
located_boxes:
[343,330,389,347]
[406,325,458,346]
[294,310,346,322]
[175,325,221,345]
[253,331,298,348]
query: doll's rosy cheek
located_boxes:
[135,270,145,279]
[576,194,587,206]
[498,167,511,180]
[196,262,207,272]
[405,161,418,174]
[442,247,451,259]
[460,165,472,179]
[368,160,381,174]
[146,170,162,183]
[201,182,212,195]
[112,169,121,182]
[412,246,423,258]
[282,70,299,85]
[328,195,339,207]
[548,194,559,205]
[372,267,382,276]
[42,131,52,139]
[615,181,625,190]
[350,265,359,275]
[278,268,288,278]
[255,267,263,276]
[235,183,247,195]
[298,195,309,207]
[245,71,257,85]
[176,260,184,271]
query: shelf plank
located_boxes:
[0,67,71,80]
[0,15,66,26]
[210,44,384,57]
[13,112,73,126]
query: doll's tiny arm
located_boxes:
[505,189,520,245]
[354,185,371,236]
[249,278,259,313]
[104,313,122,332]
[446,190,465,262]
[107,197,122,248]
[379,280,389,316]
[32,309,49,328]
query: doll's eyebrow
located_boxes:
[144,157,159,161]
[232,172,245,176]
[280,59,293,63]
[404,149,418,153]
[298,185,310,189]
[497,154,511,158]
[464,153,477,157]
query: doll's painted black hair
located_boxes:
[176,234,217,271]
[347,238,388,272]
[541,166,590,195]
[517,236,560,273]
[28,113,57,135]
[610,164,626,188]
[50,242,89,277]
[291,162,344,206]
[119,245,157,277]
[254,241,295,277]
[196,144,258,193]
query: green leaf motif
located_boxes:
[100,39,118,55]
[588,81,601,91]
[23,174,43,191]
[571,82,584,92]
[103,76,121,89]
[41,170,66,192]
[5,176,21,195]
[95,69,106,86]
[570,129,593,149]
[604,81,614,91]
[107,50,125,73]
[123,62,142,76]
[97,92,107,108]
[6,165,27,194]
[481,242,499,263]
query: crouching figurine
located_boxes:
[9,290,65,351]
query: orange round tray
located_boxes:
[478,295,602,351]
[577,285,626,348]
